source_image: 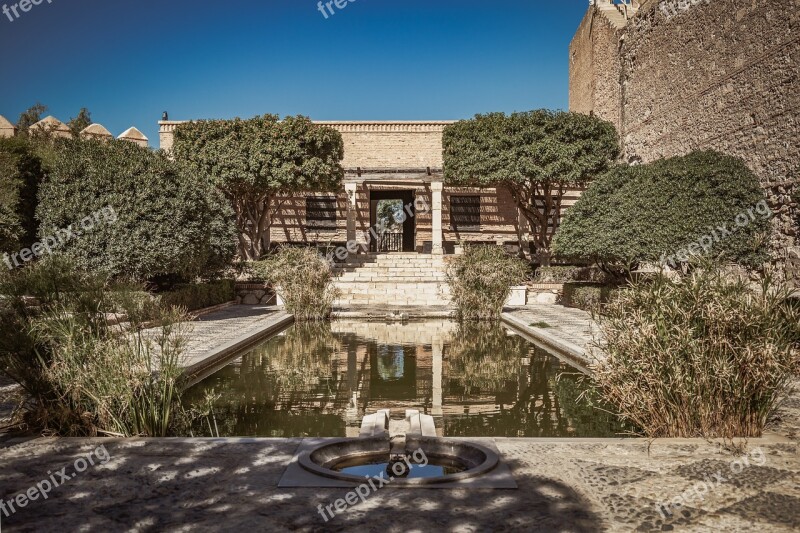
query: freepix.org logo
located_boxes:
[2,0,52,23]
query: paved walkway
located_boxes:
[0,436,797,531]
[168,305,294,378]
[502,304,603,371]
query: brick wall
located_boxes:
[569,0,800,282]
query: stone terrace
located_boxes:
[0,437,798,531]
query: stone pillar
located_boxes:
[345,182,358,251]
[431,181,444,255]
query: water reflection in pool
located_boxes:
[183,320,630,438]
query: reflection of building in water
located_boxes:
[330,320,454,437]
[188,320,627,438]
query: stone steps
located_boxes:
[595,1,635,29]
[332,253,451,307]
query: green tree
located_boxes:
[443,110,619,264]
[68,108,92,136]
[172,115,345,260]
[553,151,771,271]
[16,103,47,134]
[37,138,237,281]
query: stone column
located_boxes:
[345,182,358,251]
[431,181,444,255]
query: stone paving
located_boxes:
[0,437,797,531]
[158,305,293,374]
[502,304,604,369]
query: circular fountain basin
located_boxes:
[299,437,499,485]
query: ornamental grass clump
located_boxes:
[447,245,529,320]
[251,247,338,321]
[594,266,800,438]
[0,257,191,437]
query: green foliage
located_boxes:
[553,151,771,270]
[0,257,191,437]
[37,138,236,281]
[443,110,619,258]
[0,136,46,251]
[15,103,47,134]
[67,108,92,136]
[250,247,338,321]
[560,283,618,313]
[533,265,612,284]
[172,115,345,260]
[160,280,236,312]
[594,265,800,438]
[446,244,529,320]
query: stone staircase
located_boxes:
[594,0,639,29]
[332,253,451,307]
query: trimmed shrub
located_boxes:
[560,282,618,313]
[0,137,46,253]
[553,151,771,271]
[250,247,337,321]
[594,266,800,438]
[534,265,612,284]
[37,138,237,282]
[447,245,529,320]
[160,280,236,312]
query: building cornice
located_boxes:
[159,120,457,134]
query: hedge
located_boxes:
[560,282,618,313]
[159,280,236,312]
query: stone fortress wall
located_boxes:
[570,0,800,282]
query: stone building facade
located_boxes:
[570,0,800,281]
[160,120,582,255]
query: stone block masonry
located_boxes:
[570,0,800,283]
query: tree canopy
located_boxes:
[38,138,237,281]
[443,110,619,262]
[172,115,345,260]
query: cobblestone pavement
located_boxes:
[0,437,797,532]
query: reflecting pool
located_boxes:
[183,320,632,438]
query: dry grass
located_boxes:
[446,245,529,320]
[593,266,800,438]
[251,247,338,321]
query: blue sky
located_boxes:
[0,0,589,145]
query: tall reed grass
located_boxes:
[251,247,338,321]
[593,266,800,438]
[0,257,191,437]
[446,245,529,320]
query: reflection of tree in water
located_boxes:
[446,322,527,395]
[444,322,630,437]
[185,323,346,437]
